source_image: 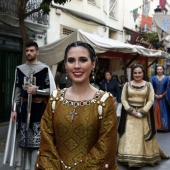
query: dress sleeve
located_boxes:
[141,82,154,113]
[166,77,170,105]
[150,76,155,94]
[75,95,118,170]
[121,83,133,114]
[35,98,61,170]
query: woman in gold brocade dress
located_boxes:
[117,64,169,168]
[35,41,118,170]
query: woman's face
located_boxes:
[65,46,95,84]
[133,67,144,82]
[156,66,164,75]
[105,72,112,81]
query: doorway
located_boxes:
[0,51,21,122]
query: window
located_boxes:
[88,0,101,8]
[109,0,117,18]
[109,29,117,39]
[60,26,75,37]
[88,0,96,4]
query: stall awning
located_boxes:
[38,30,170,66]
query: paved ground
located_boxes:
[117,131,170,170]
[0,126,170,170]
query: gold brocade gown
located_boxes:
[36,88,118,170]
[117,82,168,167]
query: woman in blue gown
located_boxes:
[151,65,170,131]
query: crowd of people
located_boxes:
[3,41,170,169]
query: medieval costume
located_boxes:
[166,77,170,108]
[118,82,169,167]
[151,76,170,131]
[35,89,118,170]
[3,61,56,169]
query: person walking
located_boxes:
[151,64,170,131]
[3,41,56,170]
[118,64,169,168]
[35,41,118,170]
[100,71,122,117]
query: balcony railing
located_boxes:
[0,0,18,17]
[0,0,49,25]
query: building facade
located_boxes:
[0,0,126,123]
[3,0,168,122]
[123,0,170,78]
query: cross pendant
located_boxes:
[70,107,77,121]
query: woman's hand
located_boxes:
[131,111,138,117]
[158,95,163,99]
[155,94,162,99]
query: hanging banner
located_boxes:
[133,8,138,22]
[142,1,150,17]
[160,0,167,10]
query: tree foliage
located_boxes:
[18,0,71,62]
[41,0,71,14]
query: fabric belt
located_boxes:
[21,97,47,104]
[129,104,144,108]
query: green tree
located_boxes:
[18,0,71,63]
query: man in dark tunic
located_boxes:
[4,41,56,170]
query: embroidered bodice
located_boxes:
[36,88,118,169]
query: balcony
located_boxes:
[0,0,18,17]
[0,0,49,35]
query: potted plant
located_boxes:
[144,32,162,49]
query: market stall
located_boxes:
[38,29,170,85]
[38,29,170,66]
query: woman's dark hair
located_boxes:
[132,64,146,80]
[155,64,164,75]
[64,41,97,63]
[64,41,98,82]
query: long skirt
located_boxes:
[117,114,168,167]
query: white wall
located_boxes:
[46,0,125,44]
[47,8,61,43]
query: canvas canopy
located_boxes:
[154,15,170,37]
[38,30,170,66]
[153,15,170,48]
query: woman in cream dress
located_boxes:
[117,64,169,167]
